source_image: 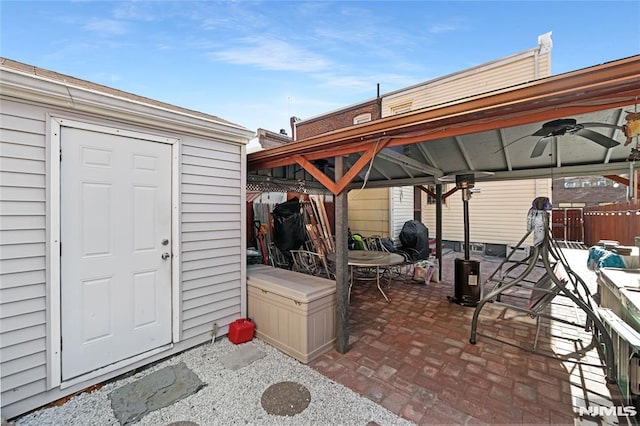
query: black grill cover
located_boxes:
[399,220,429,259]
[272,197,305,255]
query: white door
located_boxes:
[60,127,172,380]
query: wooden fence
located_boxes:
[583,201,640,246]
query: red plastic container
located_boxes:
[228,318,255,344]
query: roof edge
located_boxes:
[0,57,255,143]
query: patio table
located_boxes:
[328,250,404,303]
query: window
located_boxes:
[353,113,371,124]
[390,102,412,115]
[425,184,437,205]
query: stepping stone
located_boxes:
[261,381,311,416]
[109,362,205,425]
[220,343,265,371]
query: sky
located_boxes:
[1,1,639,150]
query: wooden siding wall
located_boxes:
[583,201,640,246]
[422,179,552,246]
[180,138,243,341]
[390,186,415,242]
[347,188,389,237]
[0,99,48,410]
[381,50,551,116]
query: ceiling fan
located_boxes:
[503,118,621,158]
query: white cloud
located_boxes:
[316,74,377,91]
[429,22,467,34]
[83,19,128,36]
[311,71,423,97]
[210,37,330,72]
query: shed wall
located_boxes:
[180,137,243,340]
[1,99,49,410]
[0,96,246,418]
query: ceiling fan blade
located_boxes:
[531,137,550,158]
[579,122,624,131]
[574,128,620,148]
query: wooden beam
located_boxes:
[418,185,436,198]
[443,187,458,200]
[604,174,630,186]
[291,139,391,195]
[334,156,349,354]
[604,173,640,194]
[293,154,336,194]
[333,138,391,195]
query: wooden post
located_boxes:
[436,183,443,281]
[334,155,349,353]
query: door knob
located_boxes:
[161,252,170,260]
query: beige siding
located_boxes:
[0,99,48,408]
[180,138,243,341]
[347,188,389,237]
[383,39,552,249]
[382,49,551,117]
[422,179,552,246]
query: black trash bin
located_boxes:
[453,258,481,306]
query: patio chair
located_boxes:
[268,242,291,269]
[290,249,331,278]
[359,235,407,283]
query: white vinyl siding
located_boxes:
[180,138,243,341]
[422,179,552,246]
[0,99,48,408]
[390,186,415,242]
[1,78,250,417]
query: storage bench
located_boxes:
[247,265,336,363]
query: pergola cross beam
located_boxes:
[292,138,391,195]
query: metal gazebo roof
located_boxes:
[248,55,640,195]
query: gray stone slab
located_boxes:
[219,343,266,371]
[109,361,205,425]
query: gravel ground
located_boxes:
[14,339,413,426]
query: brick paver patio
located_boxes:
[310,248,632,425]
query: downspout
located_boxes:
[290,116,300,142]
